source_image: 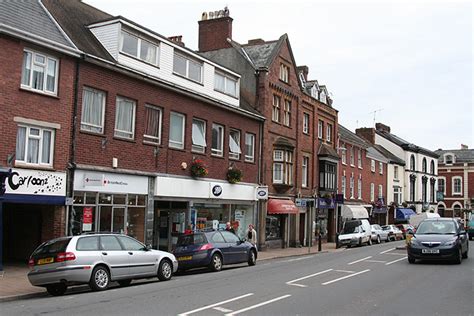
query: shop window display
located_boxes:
[266,216,282,240]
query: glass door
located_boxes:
[99,206,112,232]
[113,207,125,234]
[98,206,125,233]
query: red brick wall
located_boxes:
[198,17,233,52]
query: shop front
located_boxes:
[154,176,258,251]
[2,168,66,263]
[71,170,150,243]
[266,198,298,248]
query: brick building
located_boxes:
[198,9,339,248]
[435,146,474,219]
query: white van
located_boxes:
[409,212,440,228]
[338,219,372,247]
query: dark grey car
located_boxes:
[407,218,469,264]
[28,233,178,296]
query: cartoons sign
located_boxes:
[5,169,66,196]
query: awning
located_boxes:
[267,199,298,215]
[396,208,416,220]
[342,205,369,219]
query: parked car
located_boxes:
[395,224,415,239]
[407,218,469,264]
[467,213,474,240]
[338,219,372,247]
[173,230,257,272]
[381,225,403,241]
[371,224,390,243]
[28,233,178,296]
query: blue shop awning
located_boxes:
[396,208,416,220]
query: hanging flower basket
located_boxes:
[190,159,208,178]
[227,167,243,184]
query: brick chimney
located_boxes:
[297,66,309,81]
[356,127,375,144]
[168,35,185,47]
[247,38,265,45]
[375,122,391,133]
[198,8,233,52]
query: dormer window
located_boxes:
[279,63,289,83]
[320,90,327,104]
[311,86,318,99]
[120,31,158,65]
[445,154,454,164]
[215,72,238,97]
[173,52,203,83]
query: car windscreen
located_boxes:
[176,234,207,246]
[416,221,456,234]
[342,225,359,234]
[32,238,71,256]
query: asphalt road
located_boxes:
[1,240,473,316]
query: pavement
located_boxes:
[0,242,338,302]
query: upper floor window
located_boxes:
[438,178,445,194]
[430,160,435,175]
[358,177,362,199]
[302,156,309,188]
[192,118,206,153]
[319,161,336,191]
[350,147,355,166]
[143,105,162,144]
[16,125,54,167]
[21,50,58,95]
[114,97,136,140]
[211,123,224,156]
[326,124,332,142]
[81,87,105,134]
[311,86,318,99]
[357,149,362,168]
[215,72,238,97]
[394,165,399,180]
[379,162,383,174]
[320,90,327,104]
[378,184,383,198]
[318,120,323,139]
[273,149,293,185]
[341,145,347,164]
[272,95,280,123]
[245,133,255,162]
[279,63,289,83]
[120,31,158,65]
[173,52,202,83]
[445,154,453,164]
[410,155,416,171]
[302,113,310,134]
[452,177,462,195]
[371,159,375,172]
[349,174,354,198]
[283,100,291,127]
[370,183,375,201]
[422,158,427,173]
[229,129,242,160]
[341,175,346,198]
[169,112,185,149]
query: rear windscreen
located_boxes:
[177,234,206,246]
[32,238,71,256]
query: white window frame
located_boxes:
[229,129,242,160]
[211,123,224,156]
[371,159,375,172]
[379,162,383,174]
[444,154,454,165]
[357,149,362,168]
[302,156,309,188]
[326,124,332,142]
[341,144,347,165]
[350,174,354,199]
[378,184,383,198]
[21,49,59,95]
[272,95,280,123]
[393,186,402,205]
[370,183,375,202]
[283,100,291,127]
[273,150,284,184]
[285,151,293,185]
[438,176,446,194]
[214,72,238,97]
[143,105,162,145]
[245,133,255,162]
[114,96,136,140]
[318,120,323,139]
[279,63,289,83]
[173,52,203,83]
[452,176,462,195]
[394,165,399,180]
[303,113,310,134]
[81,87,106,134]
[350,147,355,166]
[192,118,207,153]
[120,30,159,65]
[15,124,55,167]
[168,112,185,149]
[358,177,362,199]
[341,175,346,198]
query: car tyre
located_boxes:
[358,238,363,247]
[462,248,468,259]
[454,248,462,264]
[407,256,416,264]
[367,238,372,246]
[118,280,132,287]
[376,235,381,244]
[89,265,110,291]
[209,253,222,272]
[157,259,173,281]
[248,250,257,266]
[46,283,67,296]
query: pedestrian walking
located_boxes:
[226,221,235,234]
[247,224,257,248]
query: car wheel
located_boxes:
[248,250,257,266]
[358,238,363,247]
[46,283,67,296]
[454,248,462,264]
[118,280,132,287]
[89,265,110,291]
[209,253,222,272]
[462,247,468,259]
[157,259,173,281]
[376,235,381,244]
[408,256,416,264]
[367,238,372,246]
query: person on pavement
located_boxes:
[226,221,235,234]
[247,224,257,249]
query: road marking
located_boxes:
[334,270,356,273]
[385,256,407,265]
[365,260,387,263]
[213,307,233,313]
[225,294,292,316]
[348,256,372,265]
[380,248,396,254]
[286,269,333,287]
[322,269,370,285]
[385,252,407,256]
[178,293,254,315]
[284,255,315,262]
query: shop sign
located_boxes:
[5,169,66,196]
[317,197,335,209]
[75,170,148,194]
[256,186,268,200]
[82,207,93,231]
[211,184,223,197]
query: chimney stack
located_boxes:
[168,35,185,47]
[297,66,309,81]
[356,127,376,144]
[247,38,265,45]
[375,122,391,133]
[461,144,468,149]
[198,7,233,52]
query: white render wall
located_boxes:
[89,22,120,59]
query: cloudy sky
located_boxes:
[85,0,472,151]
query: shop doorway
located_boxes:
[98,206,126,234]
[154,201,188,251]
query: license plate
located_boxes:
[177,256,192,261]
[422,249,440,254]
[37,257,54,265]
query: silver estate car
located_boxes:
[28,233,178,296]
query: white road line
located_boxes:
[213,307,233,313]
[385,256,407,265]
[322,269,370,285]
[178,293,254,316]
[380,248,396,254]
[225,294,292,316]
[365,260,387,263]
[284,255,315,262]
[288,283,307,288]
[286,269,333,285]
[385,252,407,256]
[334,270,356,273]
[348,256,372,265]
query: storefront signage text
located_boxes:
[82,207,93,231]
[5,169,66,196]
[212,185,223,197]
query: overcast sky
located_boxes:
[85,0,472,151]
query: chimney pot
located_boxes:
[375,123,391,133]
[198,8,233,52]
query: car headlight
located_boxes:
[408,238,420,246]
[443,239,457,246]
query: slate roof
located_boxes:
[339,124,370,149]
[375,129,439,158]
[242,40,280,69]
[434,149,474,163]
[318,143,339,160]
[373,144,406,166]
[0,0,74,48]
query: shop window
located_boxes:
[128,207,145,242]
[266,216,282,240]
[99,193,113,204]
